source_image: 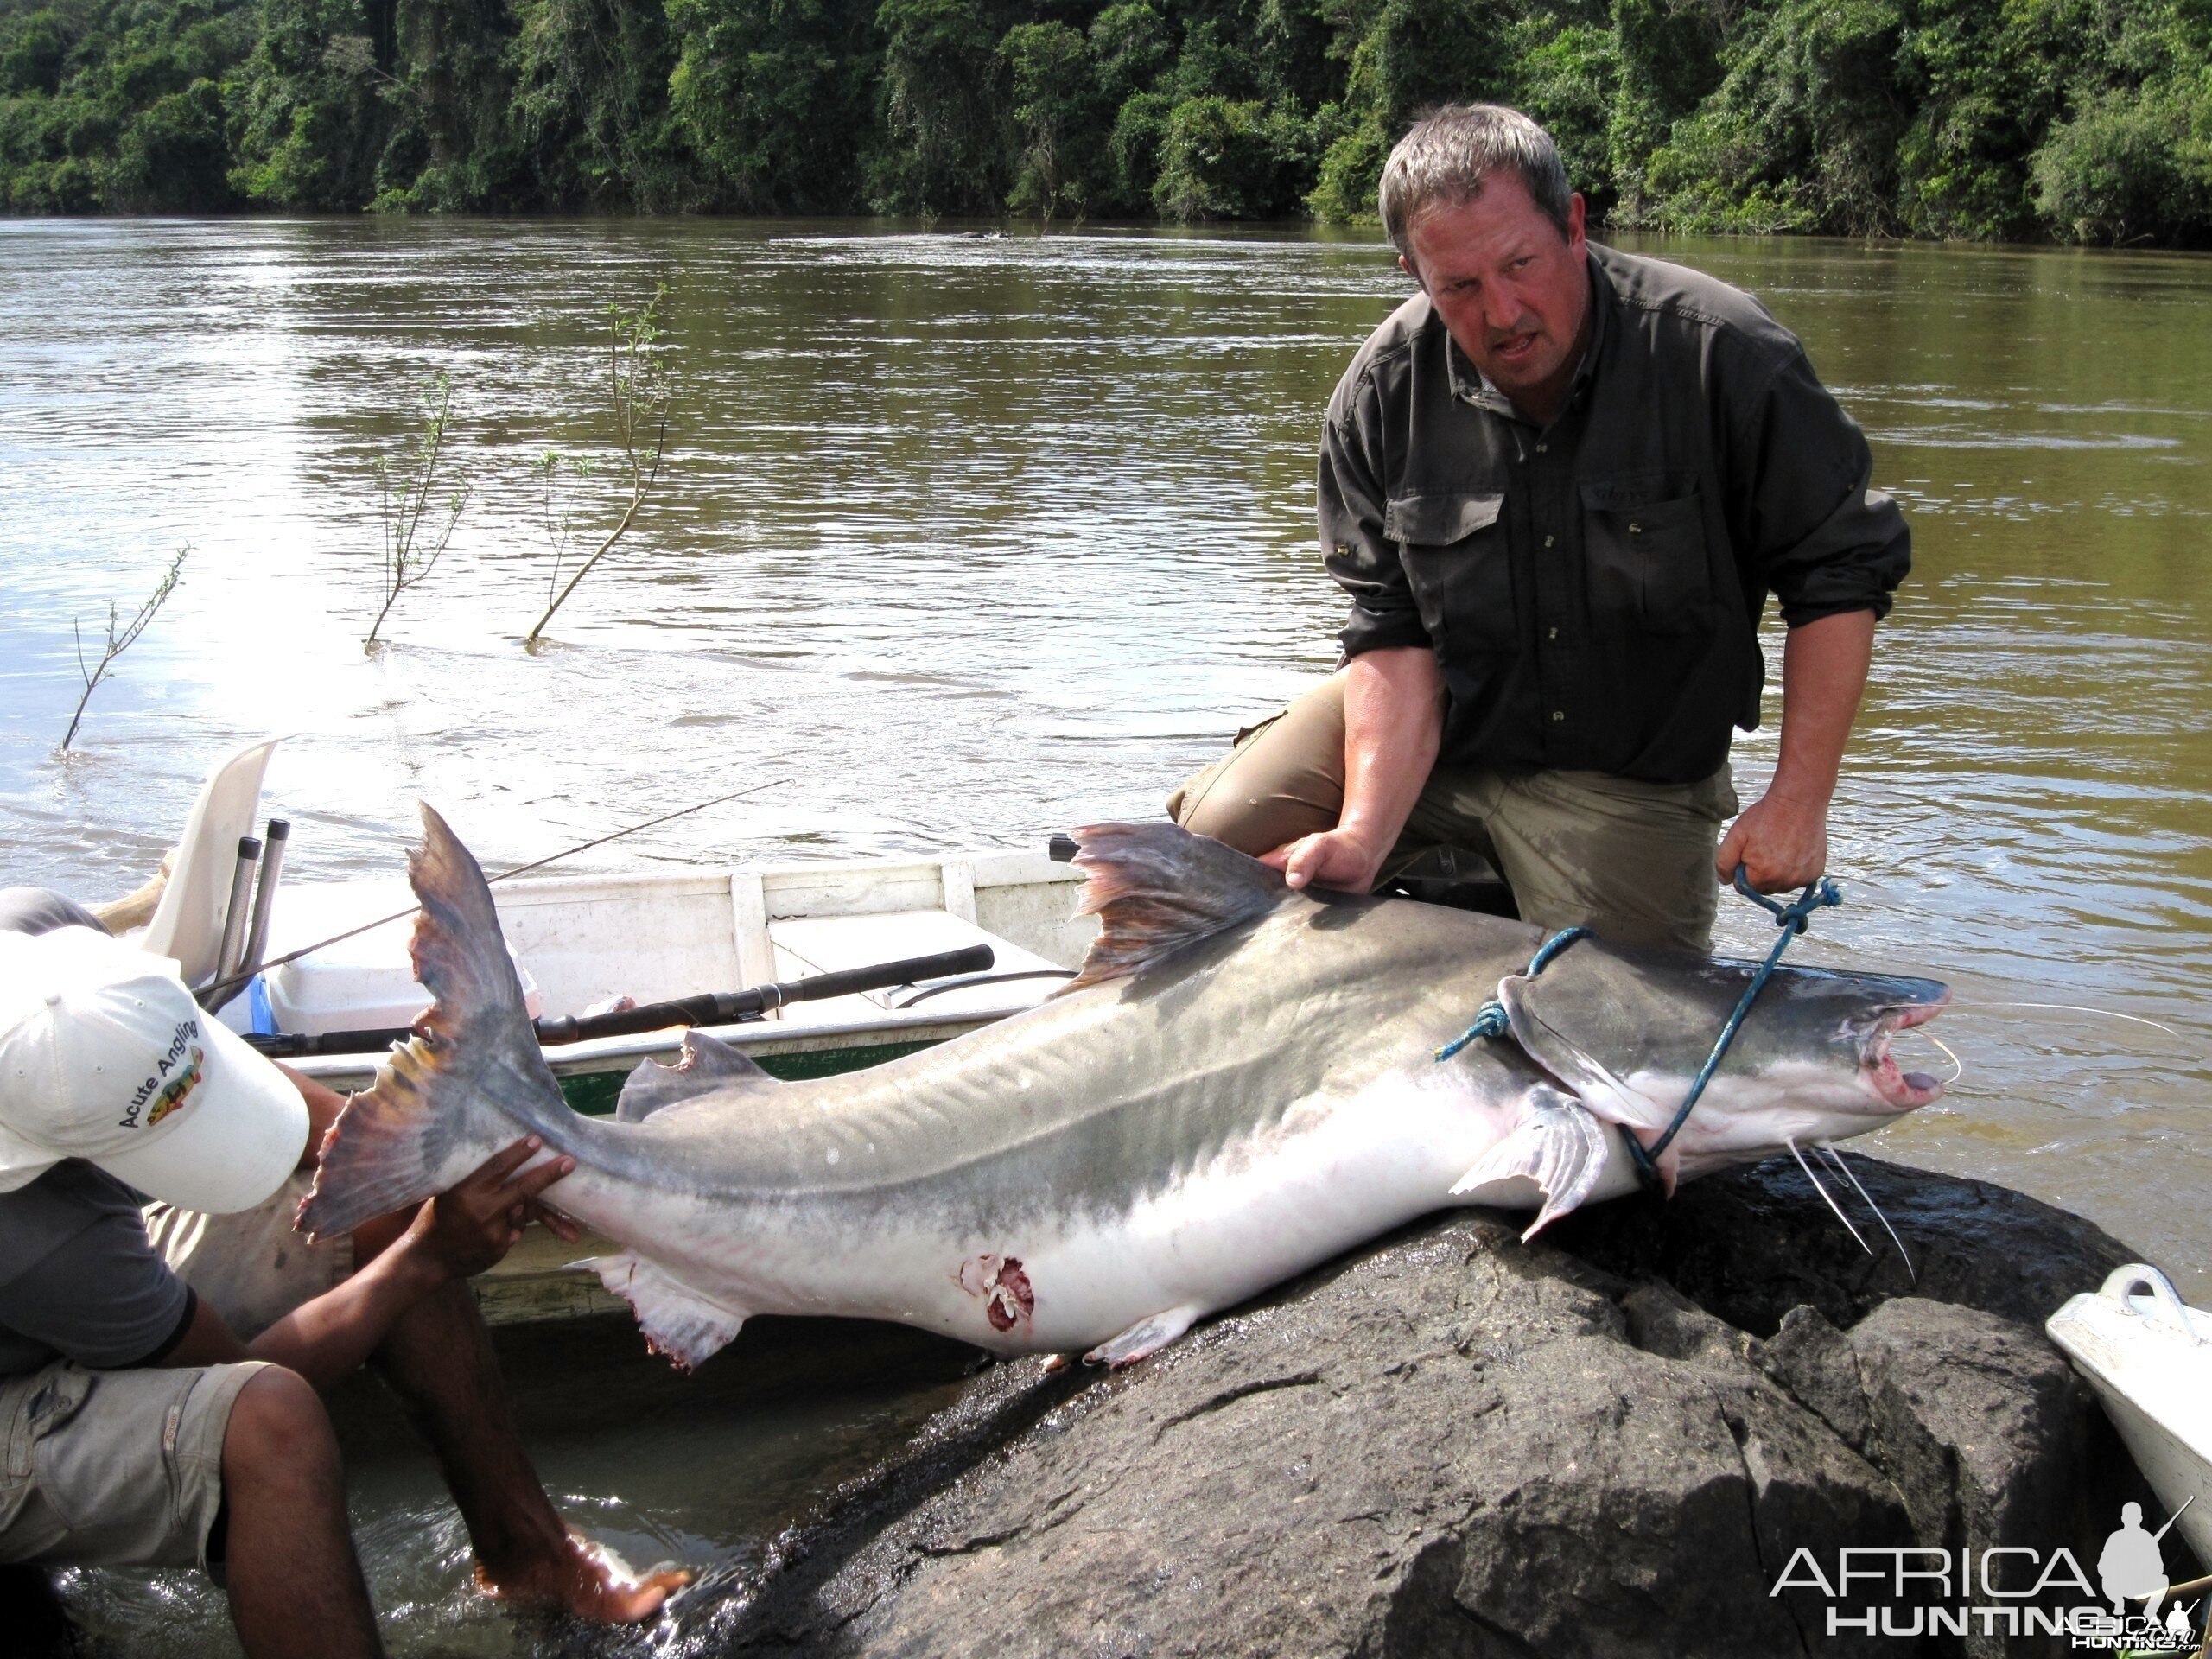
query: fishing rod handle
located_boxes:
[772,943,995,1007]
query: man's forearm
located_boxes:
[1770,609,1875,810]
[246,1238,450,1392]
[1338,646,1444,859]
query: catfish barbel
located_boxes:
[300,809,1948,1369]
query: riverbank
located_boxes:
[4,0,2209,245]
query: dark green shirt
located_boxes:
[1320,243,1910,785]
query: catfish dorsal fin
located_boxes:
[616,1030,776,1123]
[1057,823,1286,995]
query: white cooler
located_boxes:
[257,893,540,1037]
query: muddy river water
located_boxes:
[1,219,2207,1654]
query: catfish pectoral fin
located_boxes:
[585,1252,747,1371]
[1450,1090,1610,1241]
[1084,1303,1205,1369]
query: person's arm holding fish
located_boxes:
[157,1116,575,1388]
[1265,373,1441,896]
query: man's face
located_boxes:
[1402,175,1590,417]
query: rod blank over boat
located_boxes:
[240,943,995,1058]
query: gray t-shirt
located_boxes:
[0,1162,192,1376]
[0,887,194,1376]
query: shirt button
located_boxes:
[1535,443,1547,454]
[1548,626,1558,640]
[1628,522,1642,535]
[1543,534,1554,548]
[1551,710,1566,721]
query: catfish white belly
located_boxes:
[301,808,1945,1370]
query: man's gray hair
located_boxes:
[1378,105,1573,259]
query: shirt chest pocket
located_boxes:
[1580,482,1712,636]
[1384,492,1514,652]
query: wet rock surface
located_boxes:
[654,1157,2179,1659]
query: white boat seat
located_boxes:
[137,739,280,985]
[767,910,1067,1025]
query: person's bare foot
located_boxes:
[475,1532,690,1624]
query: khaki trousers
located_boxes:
[1166,672,1738,954]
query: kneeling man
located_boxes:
[0,893,686,1657]
[1171,105,1910,952]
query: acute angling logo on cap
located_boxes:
[119,1017,205,1133]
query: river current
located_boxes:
[1,219,2206,1654]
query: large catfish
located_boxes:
[300,808,1948,1370]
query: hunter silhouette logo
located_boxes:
[143,1044,206,1129]
[2095,1496,2195,1630]
[1769,1493,2202,1646]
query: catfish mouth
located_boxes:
[1863,990,1951,1109]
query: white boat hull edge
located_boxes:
[2047,1263,2212,1570]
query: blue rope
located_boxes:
[1623,866,1841,1189]
[1433,925,1592,1061]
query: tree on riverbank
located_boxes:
[2,0,2207,244]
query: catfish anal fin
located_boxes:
[584,1253,748,1370]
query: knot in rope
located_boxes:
[1433,926,1592,1062]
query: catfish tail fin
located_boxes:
[297,803,569,1240]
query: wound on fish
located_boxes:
[957,1252,1034,1332]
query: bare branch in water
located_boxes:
[525,288,671,646]
[531,448,599,610]
[365,372,467,650]
[59,544,188,753]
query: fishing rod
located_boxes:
[241,943,994,1058]
[200,779,789,1007]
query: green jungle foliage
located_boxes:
[2,0,2207,240]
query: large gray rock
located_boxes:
[638,1155,2176,1659]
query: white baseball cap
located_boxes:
[0,926,308,1213]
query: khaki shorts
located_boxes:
[0,1172,352,1572]
[0,1357,267,1571]
[144,1170,353,1343]
[1167,671,1739,953]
